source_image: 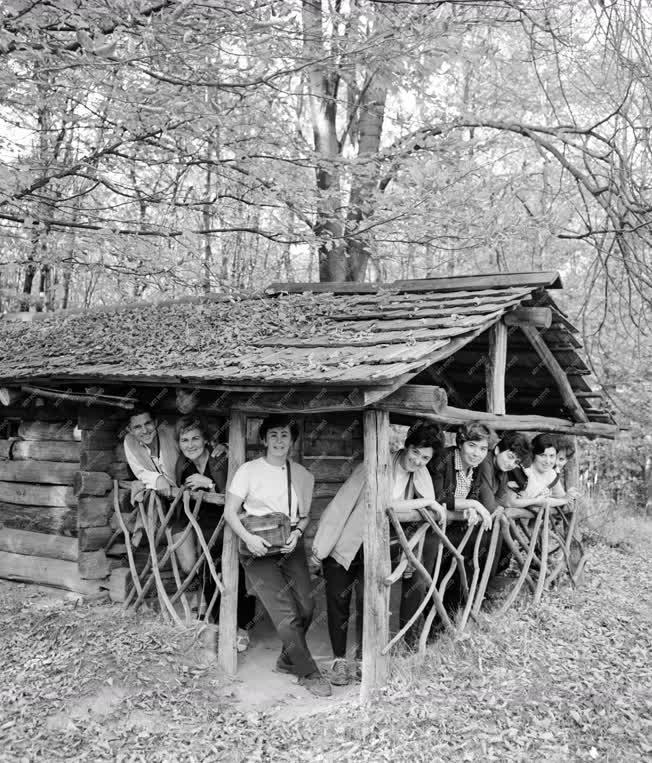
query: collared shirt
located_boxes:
[454,449,474,499]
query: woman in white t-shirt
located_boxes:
[505,434,578,511]
[224,415,331,698]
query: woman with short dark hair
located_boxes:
[224,415,331,697]
[312,419,445,681]
[502,433,578,511]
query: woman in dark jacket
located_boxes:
[175,415,255,650]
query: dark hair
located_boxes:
[531,433,557,456]
[175,415,210,442]
[404,420,443,451]
[258,414,299,443]
[497,431,531,463]
[555,435,575,458]
[127,405,155,426]
[456,422,495,449]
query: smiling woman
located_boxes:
[224,414,332,697]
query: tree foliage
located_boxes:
[0,0,650,423]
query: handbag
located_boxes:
[238,461,296,557]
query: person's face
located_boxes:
[129,413,157,446]
[533,447,557,472]
[179,427,207,461]
[176,389,198,414]
[402,444,434,472]
[495,447,520,472]
[460,439,489,469]
[264,426,293,459]
[556,450,568,471]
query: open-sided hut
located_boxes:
[0,271,617,697]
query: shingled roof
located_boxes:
[0,271,612,425]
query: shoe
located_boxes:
[236,628,250,653]
[298,671,332,698]
[274,656,294,675]
[329,658,349,686]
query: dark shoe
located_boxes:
[274,656,295,675]
[329,658,350,686]
[298,671,332,697]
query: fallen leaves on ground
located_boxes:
[0,516,650,762]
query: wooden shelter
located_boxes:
[0,271,617,698]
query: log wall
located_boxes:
[0,403,80,536]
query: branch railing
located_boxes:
[108,481,225,625]
[384,498,586,653]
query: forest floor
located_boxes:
[0,513,650,763]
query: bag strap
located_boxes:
[286,460,297,524]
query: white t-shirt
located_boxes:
[229,457,298,519]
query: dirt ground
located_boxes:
[1,514,650,762]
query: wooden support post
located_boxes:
[486,320,507,415]
[360,409,391,701]
[217,410,246,675]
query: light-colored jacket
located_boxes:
[311,451,435,570]
[123,421,178,490]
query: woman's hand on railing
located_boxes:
[464,500,492,530]
[427,500,446,525]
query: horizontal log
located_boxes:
[77,408,125,430]
[0,502,76,536]
[18,421,80,442]
[0,528,78,561]
[21,384,135,410]
[303,438,360,457]
[73,471,113,497]
[375,384,447,414]
[81,429,119,451]
[503,307,553,329]
[79,449,114,472]
[1,402,80,421]
[303,456,359,482]
[0,482,77,508]
[303,416,362,439]
[109,461,131,480]
[0,460,78,485]
[77,495,115,528]
[415,405,618,438]
[0,439,81,462]
[230,387,392,413]
[0,550,103,594]
[78,550,111,579]
[79,525,114,552]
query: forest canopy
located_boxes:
[0,0,650,425]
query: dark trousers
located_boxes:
[202,559,257,630]
[323,551,364,660]
[242,543,317,677]
[400,523,489,635]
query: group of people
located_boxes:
[122,396,578,698]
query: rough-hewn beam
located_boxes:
[503,307,553,329]
[361,409,391,701]
[408,405,617,438]
[374,384,447,414]
[217,410,246,675]
[519,325,589,423]
[485,321,507,414]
